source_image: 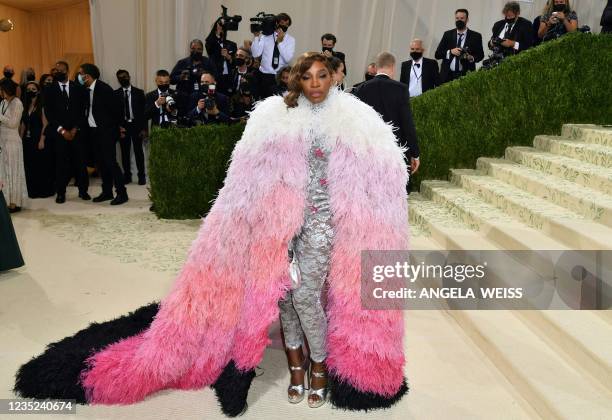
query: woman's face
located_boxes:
[300,60,332,104]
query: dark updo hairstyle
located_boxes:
[0,78,17,97]
[284,52,334,108]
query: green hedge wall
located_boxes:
[409,33,612,187]
[150,33,612,219]
[149,123,244,219]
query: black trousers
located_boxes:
[254,70,278,100]
[119,121,145,180]
[54,131,89,195]
[91,126,126,196]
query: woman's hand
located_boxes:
[38,137,45,150]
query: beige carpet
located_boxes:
[1,181,547,419]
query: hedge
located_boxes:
[150,33,612,219]
[148,123,244,219]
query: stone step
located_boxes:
[420,180,568,251]
[450,169,612,250]
[409,193,498,250]
[534,135,612,168]
[505,146,612,196]
[562,124,612,147]
[476,157,612,228]
[448,310,612,419]
[513,310,612,394]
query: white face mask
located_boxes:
[78,74,86,85]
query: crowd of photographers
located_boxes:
[1,1,604,211]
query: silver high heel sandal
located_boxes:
[307,362,328,408]
[287,347,310,404]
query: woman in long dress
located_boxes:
[0,149,24,271]
[0,79,28,212]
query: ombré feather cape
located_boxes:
[15,88,411,416]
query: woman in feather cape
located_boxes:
[15,53,410,416]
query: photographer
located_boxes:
[435,9,484,84]
[205,17,238,94]
[251,12,295,99]
[145,69,186,128]
[321,33,347,76]
[538,0,578,42]
[487,2,534,63]
[170,39,218,95]
[224,48,254,97]
[229,76,255,123]
[188,71,230,125]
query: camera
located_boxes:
[165,95,178,113]
[219,5,242,32]
[489,37,504,51]
[200,84,217,110]
[457,46,471,62]
[482,39,506,70]
[250,12,277,35]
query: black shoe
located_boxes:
[110,194,128,206]
[93,193,114,203]
[149,204,155,212]
[138,176,146,185]
[55,194,66,204]
[8,206,21,213]
[79,192,91,200]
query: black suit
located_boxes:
[399,58,439,95]
[435,28,484,84]
[86,79,126,197]
[115,85,146,182]
[170,56,218,95]
[187,91,231,125]
[354,75,419,193]
[43,80,89,196]
[490,17,534,55]
[205,32,238,94]
[145,88,182,127]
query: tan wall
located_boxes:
[0,0,93,83]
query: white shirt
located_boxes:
[497,22,520,50]
[446,29,467,72]
[122,85,134,121]
[251,32,295,74]
[408,59,423,98]
[87,79,97,128]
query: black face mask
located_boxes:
[365,73,374,81]
[118,78,130,88]
[158,84,170,92]
[553,4,566,12]
[505,17,516,24]
[455,20,467,30]
[234,57,246,67]
[322,46,333,53]
[200,83,210,92]
[3,71,13,79]
[54,72,67,82]
[190,51,203,61]
[278,25,289,32]
[26,90,38,98]
[410,52,423,60]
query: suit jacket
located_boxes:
[43,81,87,134]
[114,86,146,132]
[170,56,219,86]
[490,17,534,54]
[399,57,439,93]
[86,80,121,130]
[435,28,484,83]
[354,74,420,158]
[205,32,238,81]
[145,89,174,127]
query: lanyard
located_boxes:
[412,64,422,81]
[1,99,10,115]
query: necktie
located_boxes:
[455,33,464,71]
[124,89,130,121]
[61,84,68,109]
[272,35,281,69]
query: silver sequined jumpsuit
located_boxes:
[278,107,333,363]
